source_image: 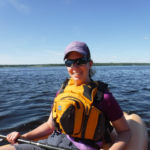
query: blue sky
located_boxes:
[0,0,150,64]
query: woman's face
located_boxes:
[66,51,93,86]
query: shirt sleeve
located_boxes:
[97,90,123,122]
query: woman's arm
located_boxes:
[22,112,55,140]
[109,115,132,150]
[7,112,55,144]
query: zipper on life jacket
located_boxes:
[60,96,85,135]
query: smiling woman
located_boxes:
[0,41,131,150]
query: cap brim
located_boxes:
[64,49,87,60]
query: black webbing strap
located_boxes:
[97,81,108,92]
[59,78,69,94]
[93,80,113,144]
[103,117,113,144]
[107,120,113,133]
[53,118,62,132]
[103,129,112,144]
[93,81,108,102]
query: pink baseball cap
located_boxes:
[64,41,91,60]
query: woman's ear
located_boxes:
[89,60,93,69]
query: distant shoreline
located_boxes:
[0,63,150,68]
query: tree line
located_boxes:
[0,63,150,68]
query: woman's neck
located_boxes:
[74,78,91,86]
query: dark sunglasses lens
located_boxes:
[76,58,88,66]
[65,58,89,67]
[65,60,74,67]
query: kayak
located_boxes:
[101,112,148,150]
[1,112,148,150]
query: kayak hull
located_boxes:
[1,113,148,150]
[101,112,148,150]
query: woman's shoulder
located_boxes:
[97,90,123,121]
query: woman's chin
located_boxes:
[73,77,81,81]
[72,76,82,82]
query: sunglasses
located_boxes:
[65,57,90,67]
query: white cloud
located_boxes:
[7,0,29,14]
[144,37,149,40]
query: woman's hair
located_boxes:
[89,68,96,78]
[89,60,96,78]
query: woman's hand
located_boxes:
[7,131,22,144]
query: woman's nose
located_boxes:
[71,62,79,68]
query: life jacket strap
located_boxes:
[95,81,113,144]
[59,78,69,94]
[53,118,62,132]
[103,117,113,144]
[103,129,112,144]
[97,81,108,92]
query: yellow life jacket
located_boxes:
[52,78,109,141]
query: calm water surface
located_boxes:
[0,66,150,149]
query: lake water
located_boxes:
[0,66,150,149]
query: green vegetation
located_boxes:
[0,63,150,68]
[0,64,65,68]
[93,63,150,66]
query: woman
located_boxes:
[0,41,131,150]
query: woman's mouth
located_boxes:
[73,72,82,76]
